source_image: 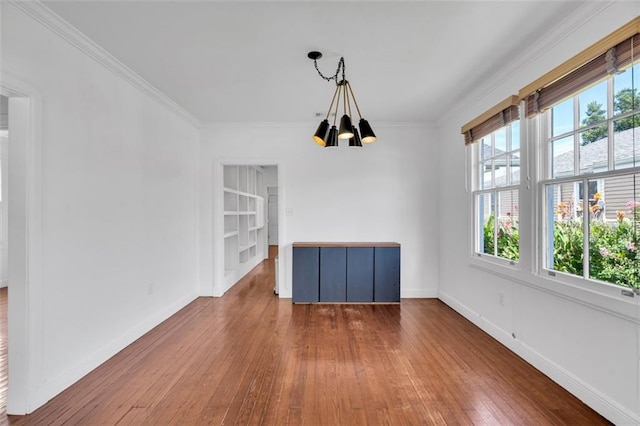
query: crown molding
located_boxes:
[8,0,201,127]
[199,121,434,130]
[438,1,615,126]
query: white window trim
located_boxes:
[469,103,639,322]
[471,121,522,266]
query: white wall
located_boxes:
[437,4,640,424]
[264,165,278,188]
[199,123,438,299]
[2,3,199,413]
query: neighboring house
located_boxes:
[552,127,640,221]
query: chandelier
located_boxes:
[308,51,376,147]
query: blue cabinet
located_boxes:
[292,247,319,303]
[320,247,347,302]
[293,243,400,303]
[374,246,401,302]
[346,247,374,302]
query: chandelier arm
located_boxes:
[346,82,363,119]
[325,84,340,121]
[342,82,347,117]
[345,83,353,119]
[333,82,342,126]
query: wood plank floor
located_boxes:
[4,254,610,425]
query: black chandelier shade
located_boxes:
[349,126,362,147]
[358,118,376,143]
[308,52,376,148]
[326,126,339,147]
[313,119,330,147]
[338,114,354,139]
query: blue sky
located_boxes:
[551,62,638,156]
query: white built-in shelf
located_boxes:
[223,165,267,275]
[224,187,260,199]
[239,243,256,252]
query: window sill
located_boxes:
[469,256,639,323]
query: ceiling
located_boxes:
[42,1,587,124]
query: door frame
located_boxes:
[1,71,44,414]
[211,160,284,297]
[267,187,278,246]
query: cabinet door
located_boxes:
[292,247,319,303]
[374,247,400,302]
[320,247,347,302]
[347,247,374,302]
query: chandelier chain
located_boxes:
[313,57,346,84]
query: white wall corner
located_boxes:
[29,291,199,412]
[438,1,615,127]
[7,0,200,128]
[402,288,438,298]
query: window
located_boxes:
[463,97,521,263]
[464,17,640,295]
[476,124,520,262]
[540,64,640,288]
[531,32,640,290]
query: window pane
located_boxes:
[614,114,640,169]
[496,189,519,261]
[494,154,508,187]
[477,193,494,256]
[481,136,492,160]
[481,159,493,189]
[578,129,607,174]
[546,183,584,275]
[552,98,574,137]
[613,62,639,116]
[511,120,520,151]
[579,81,608,127]
[552,135,574,178]
[588,174,640,288]
[579,122,608,147]
[494,127,507,153]
[509,152,520,185]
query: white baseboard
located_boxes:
[217,255,263,297]
[402,288,438,298]
[199,286,215,297]
[438,291,640,426]
[28,290,199,413]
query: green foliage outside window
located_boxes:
[580,88,640,145]
[483,212,519,261]
[482,201,640,289]
[589,202,640,288]
[581,101,607,145]
[553,219,584,276]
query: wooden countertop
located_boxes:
[293,242,400,248]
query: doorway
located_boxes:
[267,190,278,247]
[218,163,280,295]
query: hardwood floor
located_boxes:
[4,256,609,425]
